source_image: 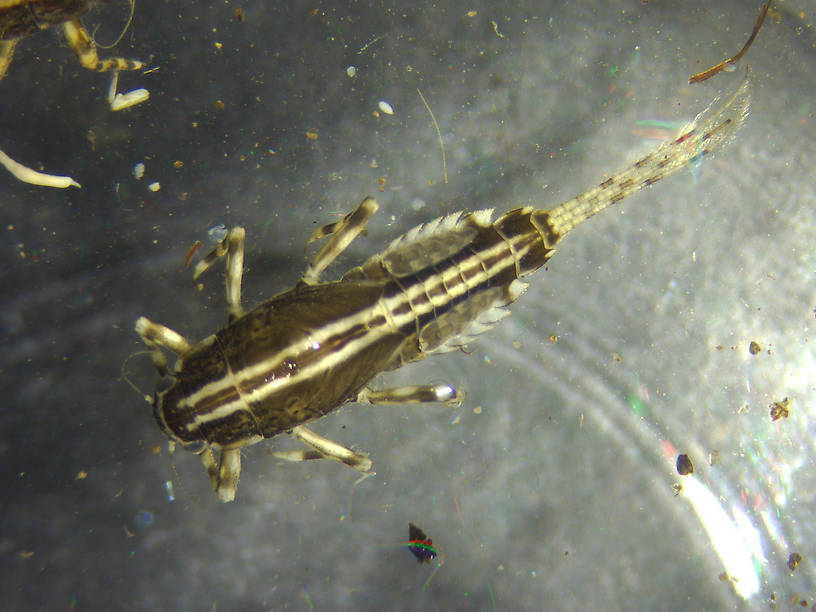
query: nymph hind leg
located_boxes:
[62,19,149,111]
[356,383,464,408]
[134,317,192,376]
[272,426,373,472]
[193,227,246,321]
[301,197,379,284]
[199,447,241,503]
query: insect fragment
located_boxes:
[408,523,437,564]
[688,0,770,84]
[0,0,147,96]
[0,146,80,188]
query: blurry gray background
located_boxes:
[1,0,815,609]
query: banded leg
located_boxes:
[200,447,241,503]
[62,20,149,111]
[357,383,464,408]
[134,316,192,376]
[302,197,379,284]
[63,19,143,73]
[272,426,373,472]
[193,227,246,321]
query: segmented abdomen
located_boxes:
[343,207,559,363]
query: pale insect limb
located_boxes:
[288,425,373,472]
[108,70,150,111]
[302,197,379,285]
[192,227,246,320]
[271,449,325,462]
[545,72,751,238]
[134,316,192,375]
[199,447,241,503]
[0,147,80,188]
[357,383,464,408]
[417,88,448,184]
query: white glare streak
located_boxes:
[681,478,760,598]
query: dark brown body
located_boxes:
[159,280,407,448]
[156,208,557,451]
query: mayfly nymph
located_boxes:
[135,76,750,502]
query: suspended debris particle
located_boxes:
[148,181,161,192]
[770,397,790,421]
[491,20,505,38]
[749,341,761,355]
[208,224,228,243]
[184,241,202,268]
[133,162,145,180]
[676,454,694,476]
[672,483,683,496]
[235,8,244,22]
[408,523,437,564]
[346,66,357,78]
[358,34,386,55]
[378,100,394,115]
[788,552,802,572]
[708,450,720,466]
[306,131,319,140]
